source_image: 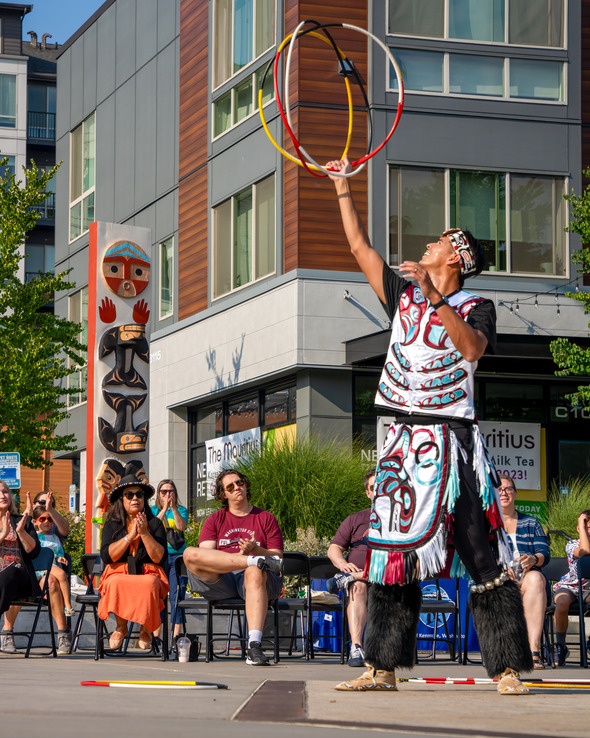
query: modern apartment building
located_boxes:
[54,0,590,520]
[0,3,70,501]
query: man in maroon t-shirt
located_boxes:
[327,469,375,667]
[183,469,283,666]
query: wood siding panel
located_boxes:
[283,0,368,273]
[179,0,209,318]
[20,456,73,512]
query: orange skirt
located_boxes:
[97,562,170,632]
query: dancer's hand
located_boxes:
[325,156,352,186]
[399,261,438,303]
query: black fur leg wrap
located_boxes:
[470,579,533,678]
[364,583,422,671]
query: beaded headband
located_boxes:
[447,230,477,278]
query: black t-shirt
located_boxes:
[381,263,497,354]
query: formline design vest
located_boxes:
[376,285,486,421]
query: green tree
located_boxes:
[550,168,590,409]
[0,158,85,468]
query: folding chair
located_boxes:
[308,556,349,663]
[10,547,57,658]
[417,578,461,662]
[177,558,280,663]
[540,557,568,668]
[576,557,590,668]
[70,553,103,659]
[273,552,311,660]
[172,557,208,654]
[71,553,169,660]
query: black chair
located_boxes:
[70,553,104,659]
[308,556,349,663]
[540,556,568,668]
[10,547,57,658]
[172,557,208,653]
[417,578,461,662]
[176,558,279,663]
[71,553,169,660]
[273,551,311,660]
[576,557,590,668]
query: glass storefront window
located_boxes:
[264,386,295,426]
[227,395,259,434]
[483,382,544,422]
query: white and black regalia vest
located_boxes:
[365,284,508,585]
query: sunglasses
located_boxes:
[36,515,52,523]
[224,479,246,493]
[124,490,145,500]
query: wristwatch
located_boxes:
[532,554,539,566]
[431,297,448,310]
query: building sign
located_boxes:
[0,452,20,489]
[479,421,541,491]
[196,428,262,510]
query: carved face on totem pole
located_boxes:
[96,457,125,511]
[101,241,151,298]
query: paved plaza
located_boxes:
[1,648,588,738]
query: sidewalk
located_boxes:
[1,649,588,738]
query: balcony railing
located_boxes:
[31,192,55,220]
[28,111,56,141]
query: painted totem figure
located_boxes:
[86,224,152,541]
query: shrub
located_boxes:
[63,513,86,579]
[546,476,590,557]
[235,436,370,540]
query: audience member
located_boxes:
[32,506,75,617]
[497,474,550,669]
[98,475,169,650]
[552,509,590,666]
[0,484,40,654]
[151,478,188,646]
[183,469,283,666]
[326,468,375,667]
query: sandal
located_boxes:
[532,651,545,670]
[64,607,75,616]
[137,631,153,651]
[109,628,128,650]
[496,668,530,695]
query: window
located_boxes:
[213,174,275,298]
[0,155,15,180]
[212,0,275,138]
[388,0,564,47]
[213,63,274,138]
[188,382,296,514]
[159,236,174,320]
[25,244,55,282]
[69,113,95,242]
[28,84,56,139]
[0,74,16,128]
[390,50,564,102]
[213,0,275,88]
[67,287,88,407]
[389,166,566,275]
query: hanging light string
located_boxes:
[498,276,582,317]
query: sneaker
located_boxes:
[57,631,72,655]
[347,643,365,667]
[0,632,17,654]
[257,556,283,576]
[246,641,270,666]
[334,666,397,691]
[327,572,355,595]
[553,643,569,667]
[496,668,529,695]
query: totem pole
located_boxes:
[86,223,152,551]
